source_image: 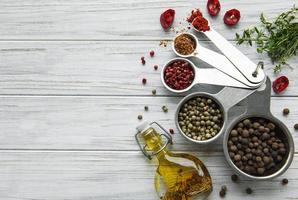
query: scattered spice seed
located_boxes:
[152,89,157,95]
[283,108,290,115]
[154,65,158,70]
[219,189,226,198]
[144,106,148,111]
[221,185,227,192]
[142,78,147,85]
[231,174,238,182]
[246,187,253,194]
[294,124,298,130]
[282,178,288,185]
[137,115,143,120]
[150,50,155,57]
[162,105,168,113]
[141,56,146,65]
[169,129,174,134]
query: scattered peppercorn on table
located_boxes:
[0,0,297,199]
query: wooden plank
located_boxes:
[0,150,297,200]
[0,41,297,96]
[0,0,295,40]
[0,96,297,151]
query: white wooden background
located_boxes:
[0,0,297,199]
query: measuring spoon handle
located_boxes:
[194,68,251,89]
[195,45,261,88]
[203,28,265,83]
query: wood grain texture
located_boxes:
[0,41,297,96]
[0,96,297,151]
[0,0,295,40]
[0,150,297,200]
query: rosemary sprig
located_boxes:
[236,6,298,73]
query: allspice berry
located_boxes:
[283,108,290,115]
[246,187,253,194]
[231,174,238,182]
[282,178,288,185]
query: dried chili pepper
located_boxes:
[207,0,221,16]
[192,16,210,32]
[272,76,289,93]
[224,9,241,26]
[187,8,203,23]
[160,9,175,30]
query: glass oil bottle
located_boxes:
[135,121,212,200]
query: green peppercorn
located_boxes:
[137,115,143,120]
[152,89,157,95]
[221,185,227,192]
[162,105,168,113]
[144,106,148,111]
[219,189,226,198]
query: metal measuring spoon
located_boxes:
[192,22,265,84]
[172,33,264,89]
[161,58,252,94]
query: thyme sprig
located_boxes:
[236,6,298,73]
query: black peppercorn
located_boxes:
[137,115,143,120]
[294,124,298,130]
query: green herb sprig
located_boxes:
[236,6,298,73]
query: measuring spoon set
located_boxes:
[161,26,266,92]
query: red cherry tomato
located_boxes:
[207,0,221,16]
[160,9,175,30]
[272,76,289,94]
[224,9,241,26]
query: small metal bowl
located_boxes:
[223,115,295,180]
[175,92,226,144]
[161,58,197,93]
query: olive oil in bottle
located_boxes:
[135,122,212,200]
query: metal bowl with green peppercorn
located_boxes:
[175,92,226,144]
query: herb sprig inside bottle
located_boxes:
[235,6,298,73]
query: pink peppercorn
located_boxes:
[141,56,146,65]
[164,60,195,90]
[142,78,147,84]
[150,50,155,57]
